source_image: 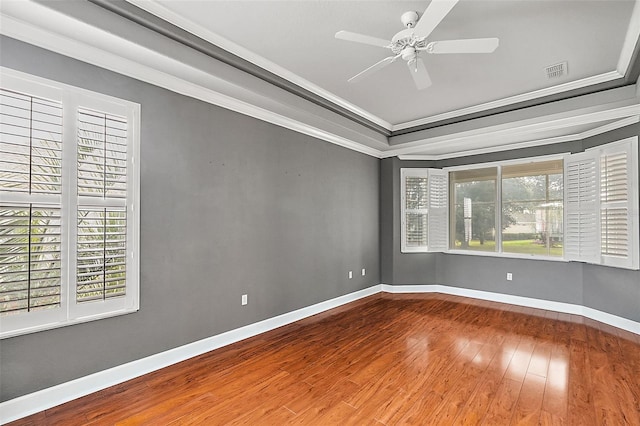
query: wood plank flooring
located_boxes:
[9,293,640,425]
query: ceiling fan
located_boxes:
[335,0,499,90]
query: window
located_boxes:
[501,160,564,257]
[0,68,140,338]
[449,159,566,258]
[400,168,448,252]
[450,167,498,252]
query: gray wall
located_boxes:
[0,37,380,401]
[381,124,640,322]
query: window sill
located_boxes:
[400,247,568,262]
[0,306,139,340]
[445,249,568,262]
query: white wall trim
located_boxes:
[3,282,639,424]
[381,284,640,335]
[385,103,640,158]
[396,116,640,160]
[579,115,640,139]
[0,285,382,425]
[397,135,581,161]
[392,71,625,131]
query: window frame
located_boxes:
[446,154,568,261]
[449,166,500,254]
[500,160,564,258]
[0,67,140,339]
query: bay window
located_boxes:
[401,136,638,270]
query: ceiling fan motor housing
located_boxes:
[391,29,429,56]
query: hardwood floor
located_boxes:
[9,293,640,425]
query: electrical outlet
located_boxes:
[241,294,248,305]
[348,271,353,279]
[506,272,513,281]
[361,268,366,276]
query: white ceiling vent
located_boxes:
[545,61,568,79]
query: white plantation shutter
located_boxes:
[0,88,63,316]
[76,108,129,304]
[0,206,62,314]
[77,208,127,302]
[401,168,449,253]
[1,68,139,338]
[77,108,128,198]
[401,169,429,252]
[564,137,639,270]
[564,151,600,263]
[601,150,628,257]
[0,89,63,194]
[598,139,638,269]
[427,169,448,252]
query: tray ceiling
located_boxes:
[130,0,638,131]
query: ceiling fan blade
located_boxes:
[348,55,398,83]
[408,58,432,90]
[413,0,459,38]
[335,30,390,48]
[425,38,499,54]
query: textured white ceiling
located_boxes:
[138,0,635,129]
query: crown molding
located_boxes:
[396,135,580,161]
[392,71,625,132]
[384,103,640,158]
[580,115,640,139]
[396,116,640,161]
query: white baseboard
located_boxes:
[3,283,639,424]
[381,284,640,335]
[0,284,382,425]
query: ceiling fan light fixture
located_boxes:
[401,46,417,61]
